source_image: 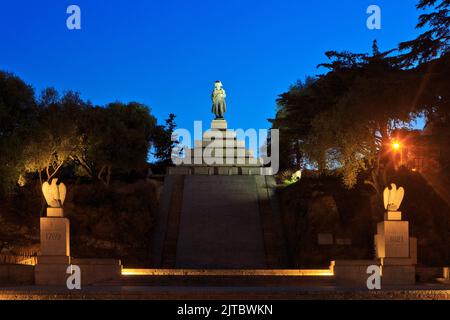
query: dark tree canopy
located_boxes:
[75,101,157,185]
[0,72,38,194]
[399,0,450,65]
[272,1,450,191]
[0,71,169,192]
[272,46,448,191]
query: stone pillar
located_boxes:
[374,211,417,285]
[35,208,71,286]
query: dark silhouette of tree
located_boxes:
[24,90,86,184]
[272,49,423,191]
[399,0,449,65]
[152,113,178,167]
[372,39,381,56]
[0,71,162,190]
[0,71,37,194]
[73,102,157,186]
[270,77,318,170]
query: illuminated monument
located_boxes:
[211,80,227,120]
[375,183,417,285]
[35,179,71,285]
[168,81,272,173]
[152,81,286,269]
[35,179,122,286]
[334,183,417,286]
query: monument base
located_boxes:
[380,258,416,286]
[36,216,71,286]
[332,260,377,287]
[211,119,227,130]
[72,258,122,285]
[37,216,122,286]
[177,119,268,168]
[47,207,64,217]
[35,257,122,286]
[35,257,70,286]
[372,213,417,286]
[333,259,416,287]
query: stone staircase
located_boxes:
[175,175,266,268]
[160,175,185,268]
[151,119,288,269]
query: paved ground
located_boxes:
[1,284,450,300]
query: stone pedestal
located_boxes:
[384,211,402,221]
[47,207,64,217]
[35,211,123,286]
[35,214,71,286]
[211,119,227,130]
[379,258,416,285]
[374,211,417,286]
[40,217,70,256]
[375,220,409,258]
[71,258,122,285]
[332,260,378,287]
[175,119,267,169]
[35,261,71,286]
[335,210,417,287]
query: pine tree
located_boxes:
[399,0,450,65]
[372,39,380,56]
[153,113,178,166]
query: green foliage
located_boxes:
[273,51,418,190]
[271,76,332,170]
[0,71,164,190]
[75,102,157,185]
[23,90,85,182]
[273,43,450,192]
[283,176,299,186]
[273,2,450,192]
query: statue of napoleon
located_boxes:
[211,80,226,119]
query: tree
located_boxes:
[21,88,158,187]
[315,51,425,190]
[272,49,423,192]
[271,51,374,172]
[152,113,177,167]
[23,90,85,184]
[74,102,157,185]
[0,71,37,194]
[0,70,163,193]
[399,0,449,65]
[270,75,341,170]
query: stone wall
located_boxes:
[0,264,34,285]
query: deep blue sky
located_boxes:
[0,0,425,133]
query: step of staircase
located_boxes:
[95,269,335,287]
[97,275,335,287]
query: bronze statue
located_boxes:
[211,81,226,119]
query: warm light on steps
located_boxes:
[121,269,334,276]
